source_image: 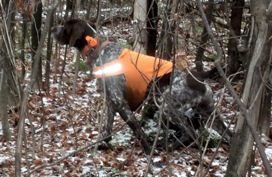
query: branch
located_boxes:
[196,0,272,176]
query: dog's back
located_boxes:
[164,69,214,118]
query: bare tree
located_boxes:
[133,0,147,53]
[15,2,59,176]
[146,0,158,56]
[0,0,21,141]
[133,0,158,56]
[195,0,214,71]
[31,0,43,86]
[157,0,179,60]
[0,51,11,141]
[226,0,245,76]
[226,0,272,176]
[195,0,272,175]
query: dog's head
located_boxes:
[52,19,97,50]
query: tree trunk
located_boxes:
[0,0,19,141]
[45,13,54,91]
[195,0,214,71]
[133,0,158,56]
[146,0,158,56]
[133,0,147,54]
[20,14,28,79]
[226,1,272,176]
[157,0,179,60]
[31,0,43,86]
[226,0,245,76]
[258,90,271,136]
[0,54,11,141]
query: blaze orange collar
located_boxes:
[83,36,110,65]
[82,36,98,58]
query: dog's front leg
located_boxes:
[99,76,151,154]
[117,103,151,154]
[102,100,116,143]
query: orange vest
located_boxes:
[93,48,173,110]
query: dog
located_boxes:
[52,19,231,153]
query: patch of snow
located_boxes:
[25,118,31,125]
[98,170,108,177]
[207,128,221,140]
[81,166,91,175]
[55,142,62,147]
[91,131,99,135]
[21,167,28,173]
[0,122,2,135]
[92,93,101,97]
[116,157,125,162]
[86,80,97,87]
[43,144,51,148]
[153,156,161,163]
[51,83,60,88]
[213,172,225,177]
[265,147,272,159]
[42,97,51,107]
[251,166,262,171]
[145,119,159,134]
[0,156,8,164]
[56,114,61,120]
[110,130,132,146]
[175,171,188,177]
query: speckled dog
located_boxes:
[52,19,231,153]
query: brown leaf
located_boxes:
[50,124,57,133]
[174,51,189,71]
[33,159,43,166]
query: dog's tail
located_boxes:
[186,67,217,93]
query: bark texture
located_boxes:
[226,0,272,176]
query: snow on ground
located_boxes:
[1,57,271,176]
[1,22,271,177]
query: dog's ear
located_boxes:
[67,20,96,47]
[87,21,96,31]
[68,27,85,47]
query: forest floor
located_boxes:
[1,21,272,177]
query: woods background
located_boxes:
[0,0,272,176]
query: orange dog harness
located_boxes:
[93,48,173,110]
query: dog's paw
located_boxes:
[97,141,111,151]
[101,131,112,143]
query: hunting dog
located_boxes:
[52,19,231,153]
